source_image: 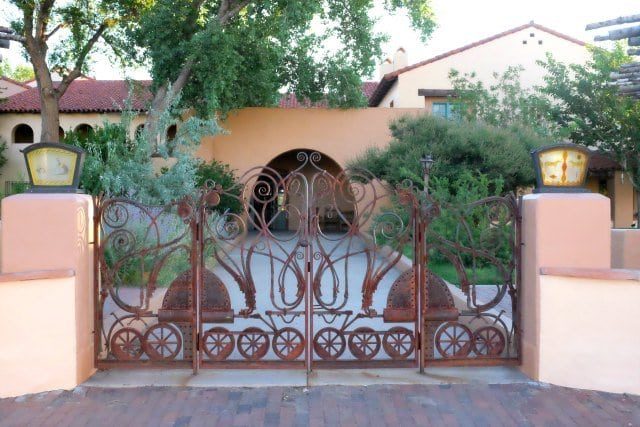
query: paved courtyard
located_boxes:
[0,383,638,426]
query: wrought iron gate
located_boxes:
[95,152,520,371]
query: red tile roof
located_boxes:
[369,22,586,106]
[0,79,379,113]
[0,76,31,89]
[277,81,378,108]
[0,79,153,113]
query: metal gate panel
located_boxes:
[95,151,521,371]
[96,197,198,370]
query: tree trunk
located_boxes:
[39,89,60,142]
[144,60,194,150]
[25,39,61,143]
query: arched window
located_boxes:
[74,124,93,138]
[13,124,34,144]
[135,124,145,138]
[59,127,65,140]
[166,124,177,141]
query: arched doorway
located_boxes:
[253,149,348,232]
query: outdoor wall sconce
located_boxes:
[531,143,590,193]
[22,143,85,193]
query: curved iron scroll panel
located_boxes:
[95,151,520,368]
[200,151,419,365]
[421,193,520,362]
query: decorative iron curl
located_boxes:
[103,201,130,228]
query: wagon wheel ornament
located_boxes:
[435,322,473,358]
[143,323,182,361]
[272,327,305,361]
[313,327,346,360]
[203,327,235,361]
[382,327,415,360]
[348,327,381,360]
[110,327,144,361]
[237,327,270,360]
[472,326,505,357]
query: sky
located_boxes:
[1,0,639,81]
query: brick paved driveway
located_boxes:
[0,383,638,427]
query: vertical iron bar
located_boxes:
[515,195,523,363]
[416,207,426,374]
[191,201,202,374]
[92,196,101,368]
[418,155,433,374]
[305,177,313,377]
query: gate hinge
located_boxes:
[307,261,311,273]
[195,333,200,351]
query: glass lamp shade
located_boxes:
[531,144,590,193]
[22,143,85,193]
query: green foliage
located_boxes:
[134,0,436,115]
[6,0,148,77]
[195,159,243,213]
[538,45,640,192]
[0,59,34,81]
[449,66,557,138]
[0,137,8,172]
[351,114,548,193]
[375,170,513,283]
[427,171,511,268]
[63,93,214,204]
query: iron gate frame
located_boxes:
[93,152,521,372]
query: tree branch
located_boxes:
[56,22,107,96]
[219,0,252,25]
[44,23,64,41]
[36,0,56,40]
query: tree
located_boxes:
[135,0,436,144]
[64,95,212,204]
[0,59,35,81]
[448,66,557,138]
[349,114,548,193]
[538,45,640,216]
[0,0,146,142]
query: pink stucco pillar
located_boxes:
[519,193,610,380]
[1,193,95,384]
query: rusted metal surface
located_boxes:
[95,151,520,370]
[419,192,521,364]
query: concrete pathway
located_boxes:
[1,382,637,426]
[84,367,529,388]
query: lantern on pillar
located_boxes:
[531,143,591,193]
[22,143,85,193]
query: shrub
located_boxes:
[195,159,243,213]
[350,114,550,193]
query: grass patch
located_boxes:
[400,244,503,285]
[428,261,502,286]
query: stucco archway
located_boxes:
[252,149,347,232]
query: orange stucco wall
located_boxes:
[0,274,78,398]
[537,273,640,395]
[1,194,95,392]
[611,228,640,269]
[199,107,425,175]
[520,193,611,380]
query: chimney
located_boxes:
[379,58,393,78]
[393,47,407,70]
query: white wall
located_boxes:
[0,113,146,191]
[389,27,588,108]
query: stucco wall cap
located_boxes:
[0,269,75,283]
[540,267,640,281]
[522,193,609,201]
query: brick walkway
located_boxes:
[0,383,638,426]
